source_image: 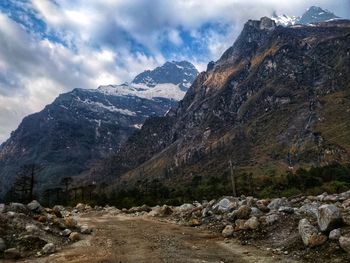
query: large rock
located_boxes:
[236,205,252,219]
[69,232,80,242]
[244,216,260,230]
[341,209,350,226]
[250,207,264,217]
[222,225,234,237]
[42,243,56,254]
[317,204,341,232]
[27,200,44,213]
[213,197,238,212]
[177,203,195,212]
[329,229,341,240]
[0,237,6,252]
[264,213,279,225]
[235,219,247,231]
[158,205,173,217]
[278,206,294,214]
[298,218,327,247]
[267,198,290,211]
[75,203,86,212]
[339,235,350,253]
[52,205,64,218]
[62,229,72,236]
[64,217,78,228]
[299,202,320,218]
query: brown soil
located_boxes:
[18,212,291,263]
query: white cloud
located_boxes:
[168,29,183,46]
[0,0,348,142]
[0,11,164,142]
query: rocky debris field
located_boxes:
[2,190,350,262]
[0,201,93,260]
[121,190,350,262]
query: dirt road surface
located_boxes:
[20,213,290,263]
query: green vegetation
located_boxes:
[96,162,350,208]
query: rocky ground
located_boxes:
[1,191,350,262]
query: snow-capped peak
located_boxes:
[271,11,298,26]
[271,6,340,27]
[132,60,198,91]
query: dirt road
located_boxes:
[22,213,287,263]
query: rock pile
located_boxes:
[123,190,350,260]
[0,201,93,260]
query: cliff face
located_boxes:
[98,18,350,190]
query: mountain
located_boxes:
[0,61,198,199]
[272,6,340,26]
[95,18,350,195]
[298,6,339,25]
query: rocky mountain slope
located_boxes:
[0,61,198,199]
[272,6,340,26]
[97,18,350,193]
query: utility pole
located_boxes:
[229,159,237,197]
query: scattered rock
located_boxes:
[80,225,92,234]
[37,215,47,223]
[7,202,29,214]
[317,204,341,232]
[264,213,279,225]
[62,229,72,236]
[0,237,6,252]
[341,209,350,226]
[329,229,341,240]
[339,235,350,253]
[42,243,56,254]
[0,203,5,213]
[4,248,21,259]
[222,225,234,237]
[25,224,40,234]
[189,218,201,227]
[64,217,78,228]
[69,232,80,242]
[298,218,327,247]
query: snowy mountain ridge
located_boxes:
[272,6,340,27]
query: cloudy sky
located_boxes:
[0,0,349,143]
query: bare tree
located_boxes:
[10,164,41,202]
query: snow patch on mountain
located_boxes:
[95,83,186,101]
[76,97,137,116]
[271,12,298,26]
